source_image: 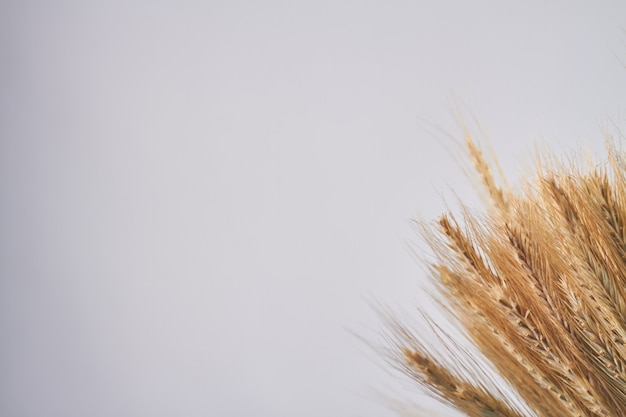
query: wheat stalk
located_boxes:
[386,136,626,416]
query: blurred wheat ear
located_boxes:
[387,136,626,417]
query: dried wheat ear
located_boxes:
[387,137,626,417]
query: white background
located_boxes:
[2,2,626,416]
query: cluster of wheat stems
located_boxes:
[387,136,626,417]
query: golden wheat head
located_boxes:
[387,136,626,417]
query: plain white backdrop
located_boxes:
[2,2,626,416]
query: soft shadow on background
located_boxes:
[1,2,626,416]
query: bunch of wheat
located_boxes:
[387,136,626,417]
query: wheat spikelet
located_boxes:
[386,135,626,416]
[400,348,525,417]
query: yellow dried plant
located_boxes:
[387,135,626,417]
